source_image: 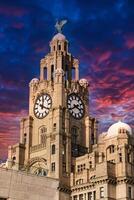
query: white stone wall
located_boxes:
[0,168,60,200]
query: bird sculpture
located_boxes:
[55,20,67,33]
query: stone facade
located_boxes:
[0,29,134,200]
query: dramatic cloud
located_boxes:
[0,0,134,159]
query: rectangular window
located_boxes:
[88,192,92,200]
[127,153,131,163]
[119,153,122,162]
[128,187,131,199]
[93,191,96,200]
[79,194,83,200]
[100,187,104,198]
[53,123,56,131]
[73,196,77,200]
[89,161,92,169]
[109,145,114,153]
[51,162,55,172]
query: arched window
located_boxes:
[53,123,56,131]
[24,133,27,144]
[41,127,47,133]
[89,161,92,169]
[44,67,47,80]
[51,65,54,81]
[40,134,47,144]
[119,153,122,162]
[58,44,61,50]
[52,144,56,154]
[108,145,115,153]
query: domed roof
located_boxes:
[52,33,66,41]
[107,121,132,137]
[30,78,39,84]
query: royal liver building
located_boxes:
[0,22,134,200]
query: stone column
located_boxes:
[74,59,79,81]
[85,116,90,149]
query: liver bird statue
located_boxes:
[55,20,67,33]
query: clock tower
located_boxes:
[7,22,98,192]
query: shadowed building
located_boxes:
[0,23,134,200]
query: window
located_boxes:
[88,192,92,200]
[93,191,96,200]
[77,164,86,172]
[127,153,131,163]
[53,123,56,131]
[51,65,54,81]
[41,127,47,133]
[24,133,27,144]
[76,179,83,185]
[128,187,131,199]
[52,144,55,154]
[109,145,115,153]
[40,126,47,145]
[71,127,78,144]
[51,162,55,172]
[58,44,61,50]
[73,196,77,200]
[119,153,122,162]
[100,187,104,198]
[44,67,47,80]
[12,156,16,161]
[89,161,92,169]
[12,156,16,165]
[79,194,83,200]
[40,134,46,144]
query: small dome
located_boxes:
[107,121,132,137]
[30,78,39,84]
[52,33,66,41]
[79,79,89,88]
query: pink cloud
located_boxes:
[0,110,28,159]
[125,37,134,49]
[0,6,28,17]
[97,51,112,64]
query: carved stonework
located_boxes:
[54,68,65,77]
[50,134,56,141]
[79,78,89,88]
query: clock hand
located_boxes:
[39,104,48,109]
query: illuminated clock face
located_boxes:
[34,94,52,119]
[67,93,85,119]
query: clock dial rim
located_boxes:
[67,93,85,120]
[34,93,52,119]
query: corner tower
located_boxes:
[7,22,98,189]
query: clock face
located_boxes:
[34,93,52,119]
[67,93,85,119]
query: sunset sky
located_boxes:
[0,0,134,159]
